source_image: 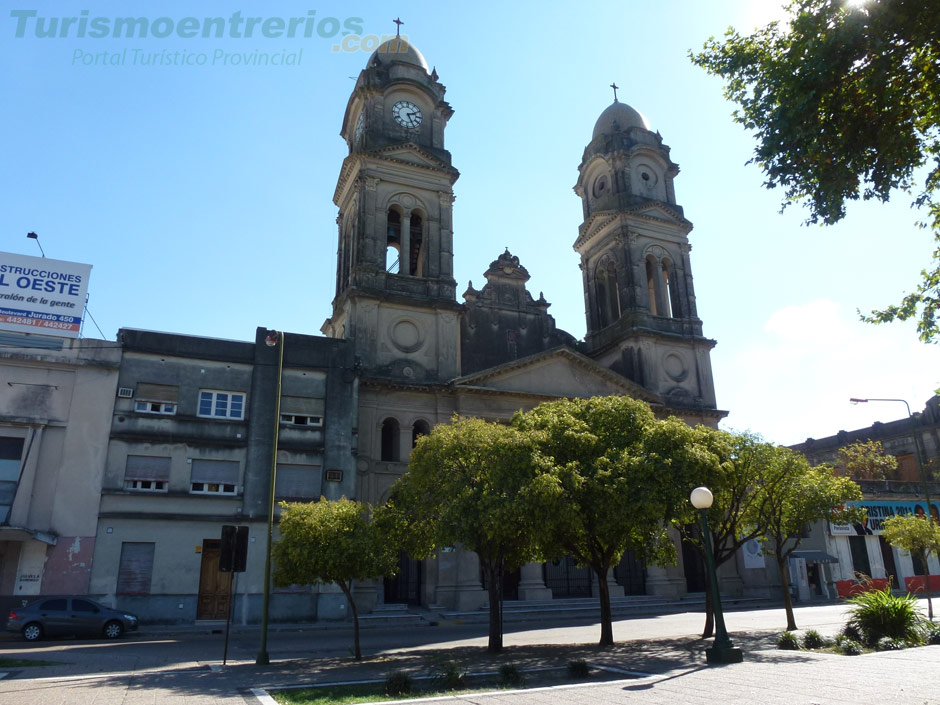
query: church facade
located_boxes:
[315,37,730,613]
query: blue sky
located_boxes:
[1,1,936,445]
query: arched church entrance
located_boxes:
[384,551,422,606]
[543,556,591,598]
[614,549,646,595]
[681,534,707,593]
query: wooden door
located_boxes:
[196,539,231,620]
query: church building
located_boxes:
[316,35,729,612]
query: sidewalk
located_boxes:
[2,603,938,704]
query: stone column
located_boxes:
[645,564,685,597]
[517,562,553,601]
[454,547,486,610]
[400,212,411,276]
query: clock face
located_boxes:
[354,113,364,144]
[392,100,422,129]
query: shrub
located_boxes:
[839,638,863,656]
[384,671,413,696]
[845,588,928,646]
[801,629,828,649]
[840,623,862,642]
[777,631,800,650]
[567,659,590,679]
[431,661,465,690]
[498,664,523,687]
[927,623,940,646]
[876,637,906,651]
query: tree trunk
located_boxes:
[923,550,934,621]
[777,557,797,631]
[702,574,715,639]
[483,560,503,653]
[595,566,614,646]
[339,581,362,660]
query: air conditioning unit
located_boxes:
[117,387,134,399]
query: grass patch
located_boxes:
[0,658,59,667]
[272,665,627,704]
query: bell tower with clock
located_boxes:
[574,91,719,413]
[322,35,461,383]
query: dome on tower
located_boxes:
[592,100,650,139]
[369,37,429,72]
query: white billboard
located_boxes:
[0,251,92,338]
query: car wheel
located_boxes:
[22,623,43,641]
[103,620,124,639]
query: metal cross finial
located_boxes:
[610,82,619,102]
[393,17,404,36]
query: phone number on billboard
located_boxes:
[1,316,78,330]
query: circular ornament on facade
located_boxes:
[402,366,414,378]
[637,165,658,190]
[389,318,424,353]
[663,352,688,382]
[399,194,416,209]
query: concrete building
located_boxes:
[0,331,120,614]
[88,328,358,623]
[791,396,940,599]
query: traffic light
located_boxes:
[220,525,249,573]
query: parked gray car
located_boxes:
[7,597,138,641]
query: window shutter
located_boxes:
[281,396,325,416]
[190,459,238,484]
[124,455,171,482]
[116,542,155,594]
[135,383,179,402]
[275,464,321,500]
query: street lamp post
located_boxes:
[848,398,933,519]
[256,330,284,665]
[690,486,743,664]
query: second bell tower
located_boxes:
[322,37,461,383]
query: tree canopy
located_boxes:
[515,396,717,646]
[752,447,864,630]
[383,416,547,652]
[273,497,397,660]
[673,429,776,637]
[692,0,940,341]
[882,513,940,619]
[837,439,899,481]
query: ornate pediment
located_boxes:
[452,346,661,404]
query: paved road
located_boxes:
[0,602,936,704]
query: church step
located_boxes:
[437,594,771,622]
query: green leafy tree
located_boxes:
[674,430,777,638]
[837,440,899,481]
[272,497,397,660]
[383,416,547,652]
[692,0,940,341]
[882,513,940,620]
[516,397,717,646]
[752,448,864,630]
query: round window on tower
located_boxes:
[592,175,609,198]
[636,164,658,190]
